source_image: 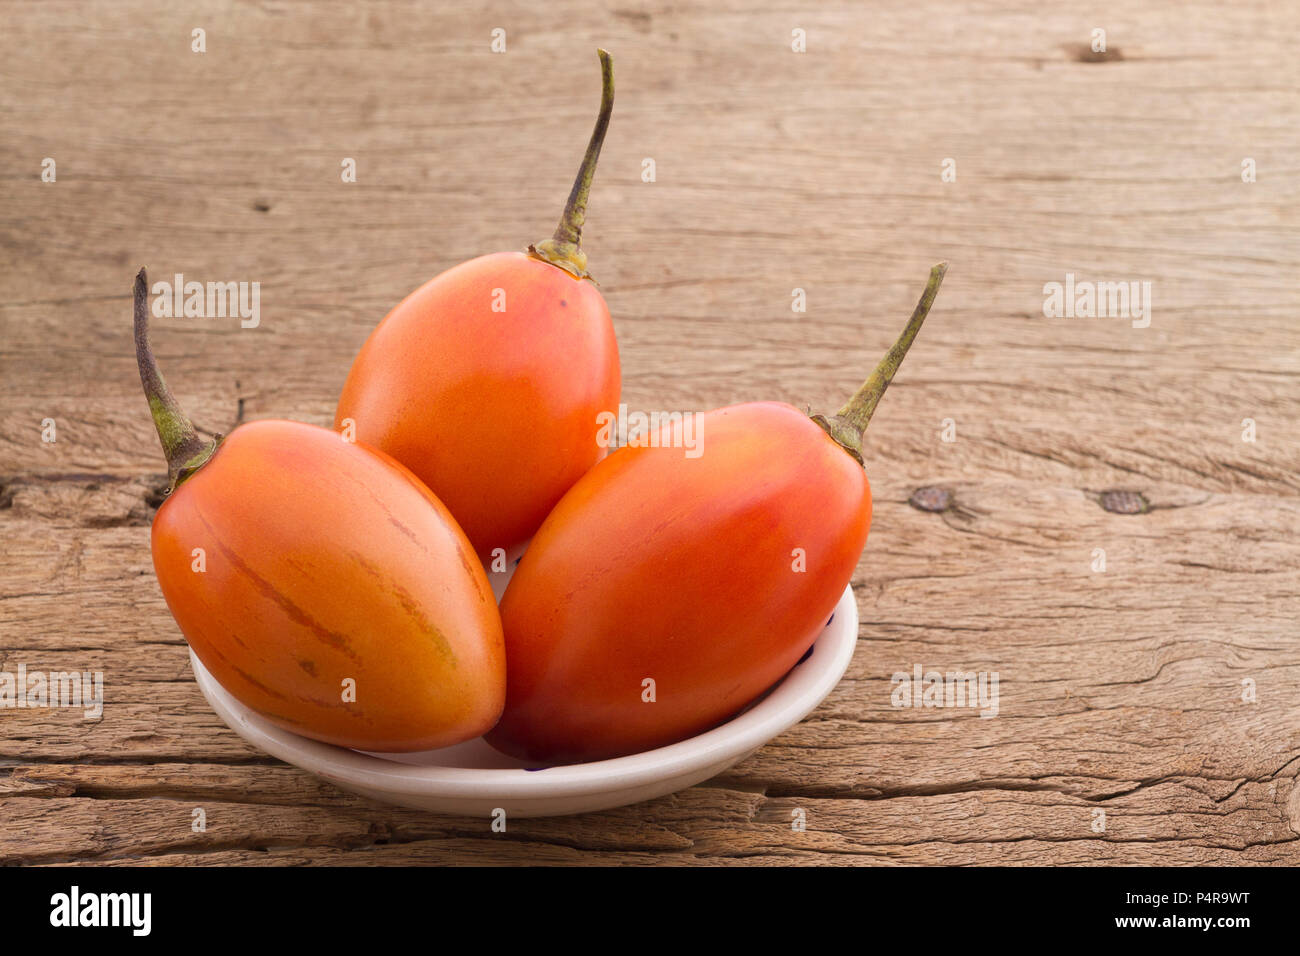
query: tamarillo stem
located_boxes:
[133,267,221,492]
[812,262,948,464]
[527,49,615,281]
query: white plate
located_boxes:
[190,584,858,817]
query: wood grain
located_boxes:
[2,0,1298,865]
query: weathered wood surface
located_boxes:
[2,1,1298,865]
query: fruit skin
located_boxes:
[335,251,620,560]
[485,401,871,765]
[152,419,505,752]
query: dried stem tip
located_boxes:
[527,49,615,281]
[133,267,220,492]
[812,262,948,464]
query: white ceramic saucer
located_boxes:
[190,583,858,817]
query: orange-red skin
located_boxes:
[485,401,872,765]
[335,252,621,560]
[152,420,505,752]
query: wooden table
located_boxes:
[3,1,1297,865]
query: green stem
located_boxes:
[812,262,948,464]
[133,267,221,492]
[527,49,614,281]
